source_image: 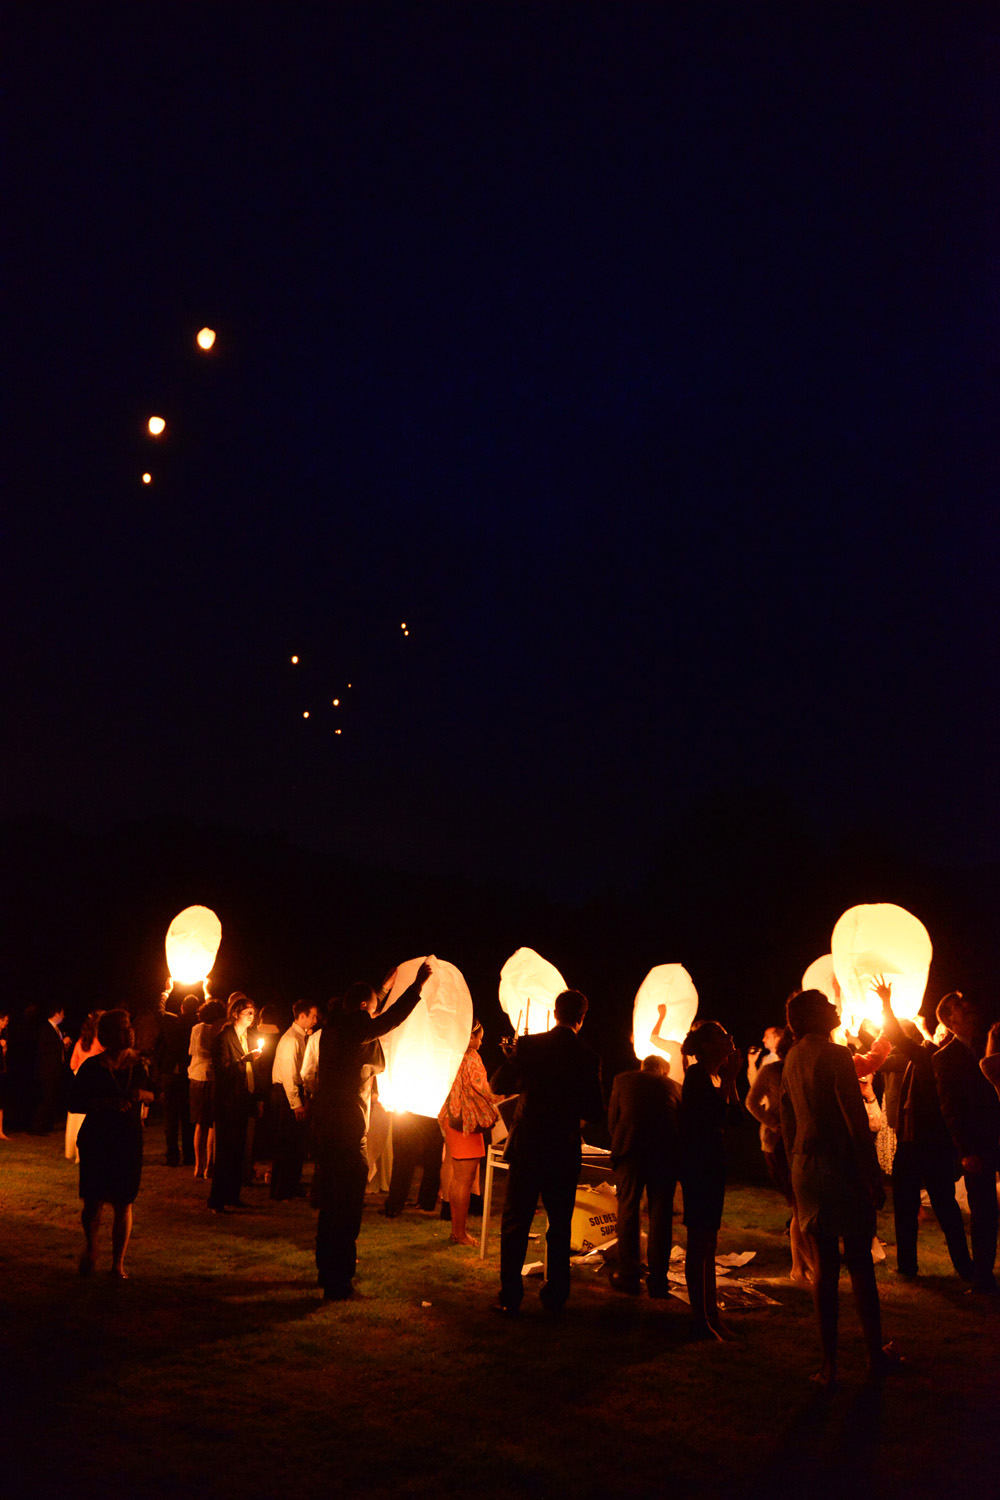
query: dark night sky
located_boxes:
[6,4,1000,900]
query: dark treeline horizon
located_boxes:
[3,790,998,1082]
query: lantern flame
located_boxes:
[165,905,222,986]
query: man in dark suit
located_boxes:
[607,1054,681,1296]
[31,1004,71,1134]
[491,988,604,1315]
[932,992,1000,1294]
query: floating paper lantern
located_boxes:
[499,947,567,1035]
[801,954,841,1012]
[165,905,222,987]
[196,327,216,350]
[291,655,299,664]
[831,903,931,1032]
[379,955,473,1115]
[632,964,698,1081]
[147,416,166,436]
[142,472,152,484]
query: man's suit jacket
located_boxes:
[211,1025,255,1119]
[607,1068,681,1175]
[492,1026,603,1166]
[933,1035,1000,1161]
[35,1020,66,1084]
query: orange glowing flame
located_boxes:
[142,473,152,484]
[147,416,166,436]
[196,327,216,350]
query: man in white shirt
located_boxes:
[270,1001,318,1200]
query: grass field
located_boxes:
[2,1132,997,1500]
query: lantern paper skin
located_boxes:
[165,905,222,986]
[498,947,567,1036]
[831,903,931,1033]
[379,955,473,1116]
[632,964,698,1082]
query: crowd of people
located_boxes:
[2,967,999,1384]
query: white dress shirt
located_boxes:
[272,1021,311,1109]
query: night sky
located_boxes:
[7,4,1000,902]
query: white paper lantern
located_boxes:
[632,964,698,1082]
[165,905,222,986]
[498,947,567,1036]
[379,955,473,1116]
[831,903,931,1032]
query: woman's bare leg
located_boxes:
[450,1158,478,1244]
[111,1204,132,1277]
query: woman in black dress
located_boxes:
[680,1020,743,1340]
[72,1009,154,1278]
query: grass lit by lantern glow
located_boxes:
[1,1133,997,1500]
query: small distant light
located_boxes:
[335,728,342,735]
[291,655,299,664]
[400,622,407,629]
[147,416,166,436]
[302,711,310,719]
[347,683,352,689]
[142,472,152,484]
[332,698,340,706]
[196,327,216,350]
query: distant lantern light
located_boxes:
[379,955,473,1115]
[499,947,567,1036]
[147,416,166,436]
[632,964,698,1082]
[831,903,932,1032]
[332,698,340,706]
[302,711,310,719]
[290,655,299,664]
[401,622,407,629]
[165,905,222,987]
[335,728,342,735]
[142,473,152,484]
[196,327,216,350]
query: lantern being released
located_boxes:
[632,964,698,1082]
[831,903,932,1032]
[165,905,222,987]
[379,955,473,1116]
[498,947,567,1035]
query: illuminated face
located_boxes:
[298,1007,319,1032]
[763,1027,783,1053]
[235,1005,255,1033]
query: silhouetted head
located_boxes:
[786,989,839,1040]
[641,1054,670,1078]
[97,1008,134,1058]
[342,982,378,1015]
[554,990,588,1028]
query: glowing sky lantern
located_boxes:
[290,655,299,664]
[379,955,473,1115]
[142,472,152,485]
[632,964,698,1082]
[499,947,567,1035]
[165,905,222,987]
[801,954,841,1012]
[196,327,216,350]
[831,903,932,1032]
[147,416,166,436]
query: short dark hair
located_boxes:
[226,992,254,1024]
[181,994,201,1017]
[198,997,226,1023]
[342,982,377,1012]
[292,999,316,1020]
[786,989,837,1040]
[554,989,588,1027]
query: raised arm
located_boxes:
[366,961,432,1039]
